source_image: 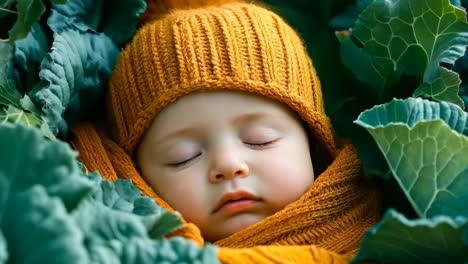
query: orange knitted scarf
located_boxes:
[70,122,381,258]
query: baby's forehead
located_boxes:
[138,91,305,145]
[151,90,298,125]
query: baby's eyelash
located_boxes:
[245,139,278,149]
[168,153,201,167]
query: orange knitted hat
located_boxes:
[106,0,338,158]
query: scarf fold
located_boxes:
[70,122,381,257]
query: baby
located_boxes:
[136,90,315,241]
[71,0,380,261]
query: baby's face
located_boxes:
[137,91,314,241]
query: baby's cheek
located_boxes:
[260,157,313,209]
[159,178,211,226]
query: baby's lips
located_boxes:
[213,190,260,213]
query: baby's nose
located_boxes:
[209,152,249,183]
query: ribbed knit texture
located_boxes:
[218,245,349,263]
[106,2,337,158]
[70,123,380,259]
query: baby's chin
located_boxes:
[204,213,266,242]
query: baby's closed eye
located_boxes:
[164,142,201,167]
[240,126,282,148]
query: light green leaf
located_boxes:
[451,0,462,6]
[0,105,55,139]
[0,85,20,108]
[29,29,119,135]
[414,66,465,108]
[73,201,188,263]
[73,201,150,244]
[0,230,6,264]
[86,172,183,239]
[356,97,467,135]
[19,94,41,116]
[154,237,220,263]
[0,104,41,127]
[356,119,468,218]
[353,97,467,181]
[7,0,46,41]
[0,43,21,107]
[0,123,93,211]
[2,186,88,263]
[0,104,55,139]
[119,237,219,264]
[353,0,468,93]
[352,209,467,264]
[48,0,146,46]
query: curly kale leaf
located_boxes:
[0,124,220,263]
[0,124,92,263]
[28,29,119,136]
[85,172,183,239]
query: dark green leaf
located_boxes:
[330,0,373,30]
[13,22,48,93]
[355,118,468,218]
[48,0,146,46]
[353,0,468,97]
[0,124,93,211]
[7,0,46,41]
[28,29,119,135]
[99,0,146,46]
[48,0,103,33]
[2,186,88,263]
[414,67,465,108]
[352,209,468,264]
[336,30,401,99]
[460,84,468,107]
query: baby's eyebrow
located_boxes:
[154,112,274,146]
[231,112,273,126]
[154,126,202,146]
